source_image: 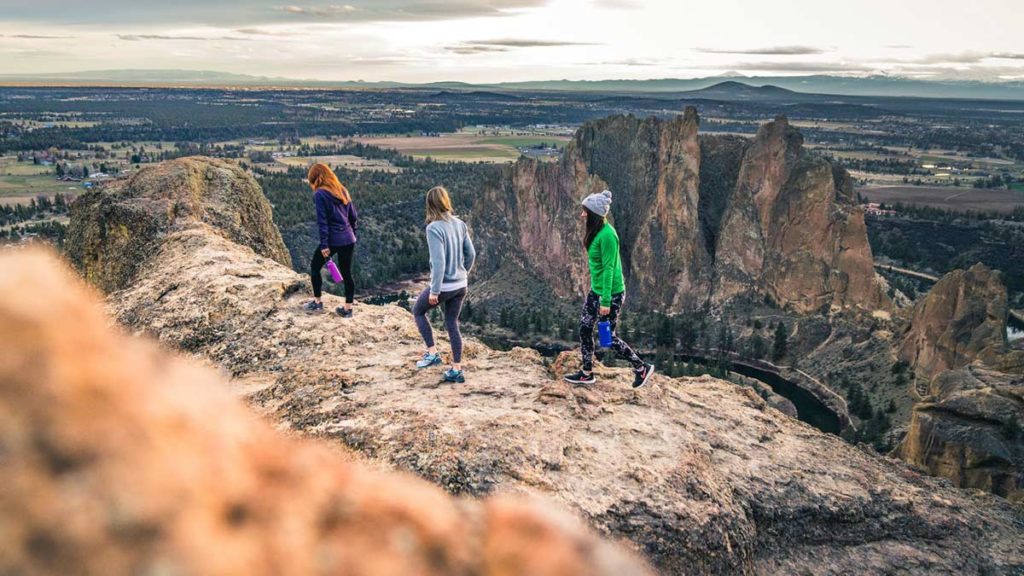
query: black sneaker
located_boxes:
[564,370,596,385]
[633,364,655,389]
[302,300,324,314]
[443,368,465,383]
[336,307,353,318]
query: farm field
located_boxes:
[353,131,569,163]
[275,154,403,173]
[859,185,1024,213]
[0,157,78,204]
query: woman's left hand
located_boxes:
[321,248,331,258]
[429,294,440,306]
[599,306,611,316]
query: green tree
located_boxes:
[772,322,789,362]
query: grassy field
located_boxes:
[0,156,52,176]
[0,157,78,204]
[859,185,1024,214]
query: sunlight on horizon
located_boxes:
[0,0,1022,82]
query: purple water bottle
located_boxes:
[326,260,343,283]
[598,319,613,348]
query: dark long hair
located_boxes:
[584,207,606,249]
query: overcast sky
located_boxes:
[1,0,1022,82]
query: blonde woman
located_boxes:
[413,186,476,383]
[302,163,358,316]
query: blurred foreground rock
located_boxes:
[0,249,651,576]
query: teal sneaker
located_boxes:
[443,368,465,383]
[416,352,442,369]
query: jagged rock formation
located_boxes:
[66,156,291,293]
[898,366,1024,503]
[900,263,1024,381]
[474,112,888,314]
[714,117,885,313]
[0,248,651,576]
[474,111,708,309]
[63,157,1024,574]
[471,149,606,299]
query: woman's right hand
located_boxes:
[321,248,331,258]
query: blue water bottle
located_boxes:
[598,319,613,348]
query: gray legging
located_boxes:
[412,287,467,363]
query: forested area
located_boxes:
[867,210,1024,301]
[256,154,501,290]
[0,194,68,245]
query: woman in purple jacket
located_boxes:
[302,163,358,317]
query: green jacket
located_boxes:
[587,223,625,307]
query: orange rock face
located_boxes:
[900,263,1024,381]
[0,249,651,576]
[66,156,292,293]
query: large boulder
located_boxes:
[66,156,291,293]
[0,249,650,576]
[74,158,1024,575]
[898,366,1024,503]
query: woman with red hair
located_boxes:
[302,163,358,316]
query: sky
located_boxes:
[1,0,1022,83]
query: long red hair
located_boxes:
[308,163,351,204]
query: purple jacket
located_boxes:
[314,189,358,249]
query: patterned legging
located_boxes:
[579,291,645,373]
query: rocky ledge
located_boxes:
[899,366,1024,503]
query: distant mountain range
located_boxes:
[3,69,1024,101]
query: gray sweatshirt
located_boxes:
[426,215,476,295]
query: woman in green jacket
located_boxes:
[564,190,655,389]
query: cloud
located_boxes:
[234,27,301,36]
[464,38,598,48]
[0,34,72,39]
[582,58,660,67]
[281,4,357,16]
[0,0,550,26]
[590,0,642,8]
[447,45,509,55]
[889,64,1024,80]
[118,34,251,42]
[885,44,913,49]
[277,0,548,22]
[881,51,1024,66]
[914,51,988,64]
[706,61,876,73]
[697,46,830,56]
[445,37,597,55]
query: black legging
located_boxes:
[310,244,355,302]
[579,291,645,373]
